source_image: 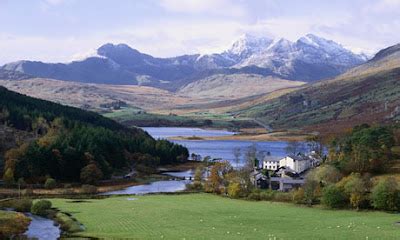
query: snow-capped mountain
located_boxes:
[1,34,368,91]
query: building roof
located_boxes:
[263,156,281,162]
[286,154,310,161]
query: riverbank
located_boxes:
[0,161,200,197]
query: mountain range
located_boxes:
[1,34,366,91]
[236,42,400,134]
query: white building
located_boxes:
[279,155,312,173]
[263,158,280,171]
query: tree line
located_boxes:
[0,87,188,184]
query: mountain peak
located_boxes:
[227,34,273,57]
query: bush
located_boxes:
[0,211,31,239]
[0,199,33,212]
[273,192,293,202]
[371,177,400,211]
[14,199,33,212]
[259,190,275,201]
[292,188,305,204]
[81,184,97,194]
[31,200,52,216]
[322,185,347,208]
[248,190,261,201]
[227,182,242,198]
[3,168,14,186]
[186,181,203,191]
[44,178,57,189]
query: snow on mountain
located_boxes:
[1,34,368,89]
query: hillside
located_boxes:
[236,43,400,134]
[0,78,191,111]
[177,74,305,100]
[1,34,365,91]
[0,86,188,183]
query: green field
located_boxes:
[51,194,400,239]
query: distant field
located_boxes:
[51,194,400,239]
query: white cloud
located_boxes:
[159,0,247,17]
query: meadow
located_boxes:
[51,193,400,239]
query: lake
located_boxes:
[104,127,292,195]
[143,127,289,164]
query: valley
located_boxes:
[1,4,400,239]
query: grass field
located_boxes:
[51,194,400,239]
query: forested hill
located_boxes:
[0,86,125,132]
[0,86,188,183]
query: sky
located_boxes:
[0,0,399,64]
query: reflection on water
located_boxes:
[102,180,190,195]
[143,127,290,164]
[143,127,235,139]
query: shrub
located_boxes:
[13,199,33,212]
[3,168,14,186]
[31,200,52,216]
[81,184,97,194]
[248,190,261,201]
[44,178,57,189]
[0,211,31,239]
[371,177,400,211]
[303,177,319,205]
[292,188,305,204]
[259,190,275,201]
[227,182,242,198]
[186,181,203,191]
[322,185,347,208]
[273,191,293,202]
[343,173,368,210]
[0,199,32,212]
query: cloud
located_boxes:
[159,0,247,17]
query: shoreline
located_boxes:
[168,131,311,142]
[0,161,200,197]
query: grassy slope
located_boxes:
[104,107,258,129]
[51,194,400,239]
[236,50,400,133]
[177,73,305,100]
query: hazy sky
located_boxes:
[0,0,399,64]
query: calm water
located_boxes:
[102,180,190,195]
[104,127,291,195]
[24,213,61,240]
[143,127,235,139]
[143,127,289,164]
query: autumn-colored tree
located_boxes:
[227,182,241,198]
[3,168,14,186]
[313,165,342,186]
[80,161,103,185]
[205,164,222,193]
[190,167,204,190]
[343,173,368,210]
